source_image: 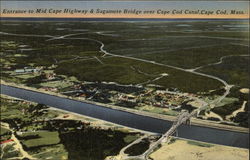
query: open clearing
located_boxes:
[150,139,249,160]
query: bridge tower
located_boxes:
[185,119,191,125]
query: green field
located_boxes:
[0,126,12,141]
[19,131,60,149]
[0,126,11,136]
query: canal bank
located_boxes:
[1,84,249,148]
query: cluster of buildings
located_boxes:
[107,88,191,109]
[12,66,196,112]
[60,81,196,111]
[15,67,41,74]
[117,94,137,103]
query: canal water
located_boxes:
[1,84,248,148]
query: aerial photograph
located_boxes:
[0,1,249,160]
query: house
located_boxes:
[15,69,26,74]
[15,67,40,74]
[45,73,56,80]
[63,115,69,118]
[41,87,58,92]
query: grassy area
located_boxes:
[0,126,12,141]
[1,98,59,130]
[137,105,179,116]
[214,97,239,107]
[187,140,214,148]
[39,80,73,89]
[14,74,37,79]
[123,134,141,143]
[19,131,60,149]
[1,144,21,159]
[32,144,68,160]
[1,98,29,120]
[0,126,11,136]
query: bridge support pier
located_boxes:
[185,119,191,126]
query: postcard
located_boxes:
[0,1,249,160]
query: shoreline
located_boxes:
[1,80,248,134]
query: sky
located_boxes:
[1,1,249,19]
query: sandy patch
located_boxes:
[187,100,204,108]
[226,101,247,120]
[205,111,223,121]
[51,109,133,132]
[150,139,248,160]
[1,122,35,159]
[239,88,249,94]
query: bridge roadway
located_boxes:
[118,110,193,160]
[141,110,197,159]
[120,110,197,160]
